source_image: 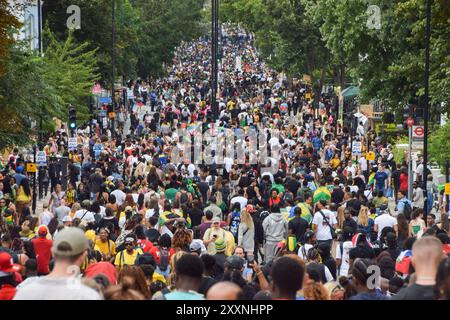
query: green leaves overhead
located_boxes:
[221,0,450,113]
[0,30,99,150]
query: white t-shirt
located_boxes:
[73,209,96,223]
[359,157,368,171]
[41,211,53,226]
[145,208,157,220]
[224,157,234,173]
[110,189,126,206]
[336,240,353,277]
[374,213,397,240]
[230,196,248,211]
[298,243,313,261]
[312,209,337,241]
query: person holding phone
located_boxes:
[203,217,227,255]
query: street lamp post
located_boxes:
[111,0,116,138]
[422,0,432,225]
[211,0,219,120]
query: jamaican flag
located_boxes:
[313,186,331,204]
[368,172,376,186]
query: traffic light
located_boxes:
[68,105,77,130]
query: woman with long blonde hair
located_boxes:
[237,209,255,255]
[357,206,374,234]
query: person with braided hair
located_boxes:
[348,258,387,300]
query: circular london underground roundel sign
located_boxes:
[413,126,424,136]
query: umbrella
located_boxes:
[341,86,360,98]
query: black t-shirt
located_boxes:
[349,245,376,260]
[187,207,204,228]
[198,276,218,296]
[392,284,436,300]
[286,179,301,195]
[197,181,209,203]
[288,216,309,243]
[331,188,345,205]
[343,218,358,234]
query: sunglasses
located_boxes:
[125,242,134,246]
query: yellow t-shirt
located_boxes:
[94,239,116,257]
[114,248,144,269]
[16,186,31,202]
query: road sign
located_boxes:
[412,141,424,150]
[352,141,362,155]
[445,183,450,195]
[366,151,375,161]
[26,163,37,173]
[68,137,77,151]
[36,151,47,167]
[98,97,112,104]
[412,125,425,140]
[406,117,414,127]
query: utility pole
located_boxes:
[32,145,37,215]
[37,0,42,55]
[446,160,449,214]
[111,0,116,138]
[422,0,432,225]
[211,0,219,120]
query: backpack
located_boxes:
[157,246,170,272]
[180,192,189,204]
[259,210,270,221]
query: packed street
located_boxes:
[0,1,449,303]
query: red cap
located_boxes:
[38,225,48,236]
[0,252,22,273]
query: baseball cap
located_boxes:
[62,215,72,223]
[38,225,48,236]
[0,252,22,274]
[189,241,202,253]
[211,217,221,224]
[379,204,388,211]
[53,227,89,257]
[215,239,226,253]
[225,255,244,270]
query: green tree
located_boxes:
[0,30,99,150]
[429,122,450,171]
[0,0,21,75]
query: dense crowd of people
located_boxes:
[0,25,449,301]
